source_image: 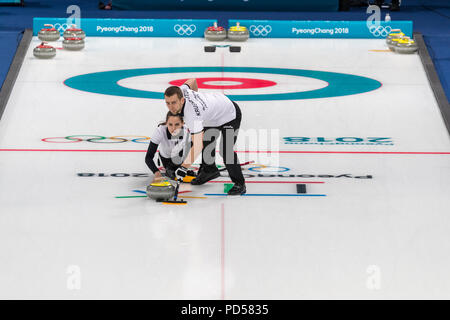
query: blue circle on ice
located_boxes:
[64,66,381,101]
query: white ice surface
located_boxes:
[0,37,449,299]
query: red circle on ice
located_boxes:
[169,77,277,90]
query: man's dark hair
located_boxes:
[164,86,183,99]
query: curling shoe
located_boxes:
[227,183,246,196]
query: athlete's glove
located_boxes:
[175,167,188,181]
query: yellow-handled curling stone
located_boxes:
[146,179,187,204]
[386,29,405,51]
[394,37,418,54]
[146,180,177,201]
[389,37,404,51]
[228,22,249,41]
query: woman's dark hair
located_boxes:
[158,111,184,126]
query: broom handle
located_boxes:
[173,180,181,201]
[218,160,254,172]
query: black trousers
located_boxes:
[200,101,245,185]
[159,155,179,171]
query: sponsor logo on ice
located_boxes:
[283,137,394,145]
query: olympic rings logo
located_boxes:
[248,165,290,173]
[42,135,151,144]
[174,24,197,36]
[53,23,70,34]
[368,25,392,37]
[249,25,272,37]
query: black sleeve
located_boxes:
[145,142,160,174]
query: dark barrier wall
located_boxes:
[0,0,23,5]
[112,0,339,11]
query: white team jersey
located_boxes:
[150,125,191,159]
[180,84,236,134]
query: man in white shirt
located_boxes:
[164,78,246,195]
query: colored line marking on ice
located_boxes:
[209,181,324,184]
[241,151,450,155]
[116,195,147,198]
[1,149,450,155]
[205,194,327,197]
[181,196,208,199]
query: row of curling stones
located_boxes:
[38,24,86,42]
[386,29,418,54]
[34,27,85,59]
[33,37,85,59]
[204,22,249,42]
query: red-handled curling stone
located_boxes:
[63,24,86,40]
[33,42,56,59]
[204,22,227,41]
[62,35,85,50]
[38,24,60,42]
[207,26,225,31]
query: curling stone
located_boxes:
[62,36,85,51]
[388,38,404,51]
[386,30,404,51]
[38,24,60,42]
[204,22,227,41]
[228,22,249,42]
[63,25,86,40]
[33,42,56,59]
[395,37,418,54]
[146,180,177,201]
